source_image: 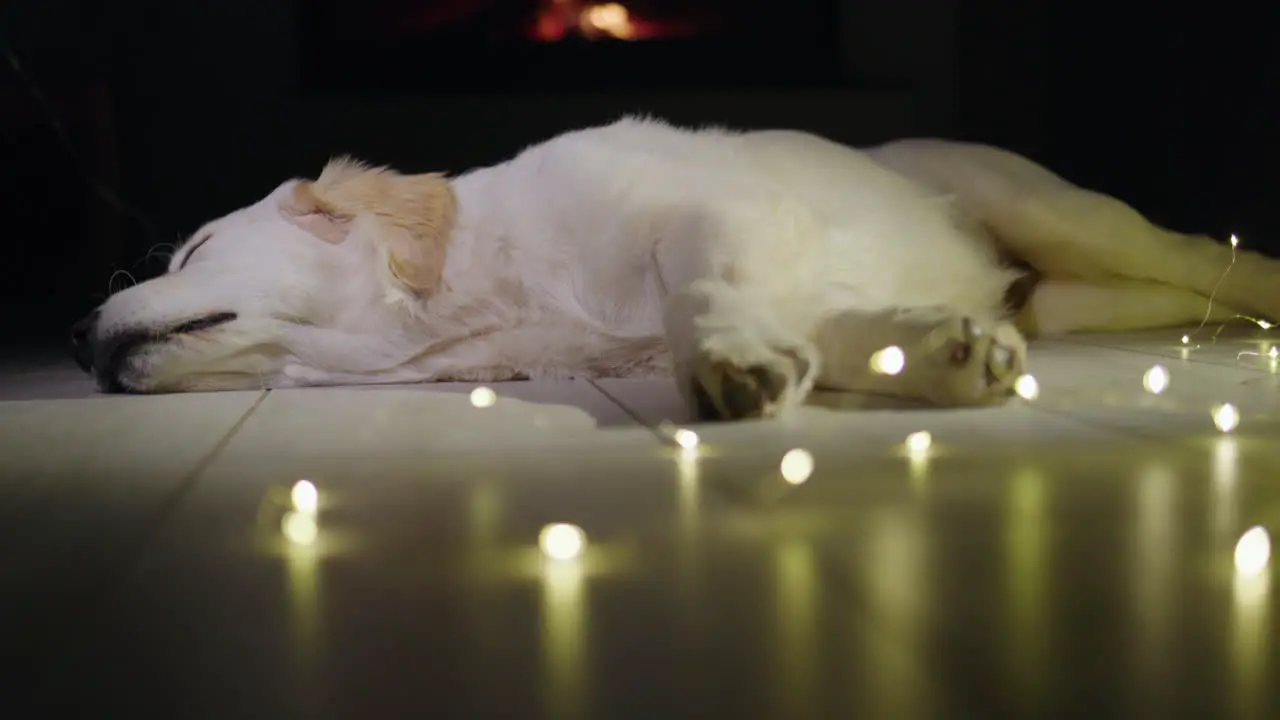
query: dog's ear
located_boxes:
[279,180,354,244]
[280,157,458,295]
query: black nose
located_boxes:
[70,310,99,374]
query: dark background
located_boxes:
[1,0,1275,346]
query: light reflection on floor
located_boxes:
[3,327,1280,716]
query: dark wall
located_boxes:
[3,0,1274,344]
[4,0,964,342]
[1042,3,1277,245]
[107,0,957,240]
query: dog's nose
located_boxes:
[70,310,100,374]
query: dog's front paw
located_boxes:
[689,337,816,422]
[924,316,1027,407]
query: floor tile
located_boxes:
[1064,324,1280,374]
[6,328,1280,717]
[0,391,266,644]
[0,352,98,401]
[314,378,640,428]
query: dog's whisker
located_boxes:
[142,242,178,265]
[107,269,138,295]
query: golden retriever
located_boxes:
[71,117,1275,420]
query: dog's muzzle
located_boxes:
[70,310,98,375]
[70,308,134,392]
[70,309,238,392]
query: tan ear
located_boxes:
[279,181,354,244]
[281,157,458,295]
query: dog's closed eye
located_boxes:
[176,233,214,271]
[171,312,238,335]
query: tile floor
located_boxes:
[3,326,1280,718]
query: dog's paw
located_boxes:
[924,316,1027,407]
[689,338,815,422]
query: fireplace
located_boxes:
[299,0,847,94]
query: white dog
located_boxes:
[72,117,1278,420]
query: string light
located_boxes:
[673,428,699,450]
[869,345,905,375]
[1235,344,1280,362]
[1179,234,1277,348]
[904,431,932,455]
[1142,365,1169,395]
[291,480,319,514]
[1212,403,1239,433]
[1234,526,1271,577]
[780,448,814,485]
[1209,314,1275,342]
[470,386,497,408]
[1014,374,1040,400]
[539,523,586,561]
[1188,234,1239,342]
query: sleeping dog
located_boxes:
[70,117,1277,420]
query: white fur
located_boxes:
[93,116,1274,409]
[94,117,1015,395]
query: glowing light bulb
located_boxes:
[1230,234,1240,248]
[1258,320,1273,330]
[282,511,318,546]
[470,386,497,408]
[780,448,814,485]
[673,429,699,449]
[1014,374,1040,400]
[1181,334,1191,345]
[1213,403,1239,433]
[904,431,932,454]
[1234,526,1271,577]
[291,480,319,514]
[1269,346,1278,359]
[1142,365,1169,395]
[870,345,906,375]
[539,523,586,561]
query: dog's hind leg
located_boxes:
[869,141,1280,325]
[1007,188,1280,323]
[1015,278,1249,337]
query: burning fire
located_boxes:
[582,3,635,39]
[534,1,641,41]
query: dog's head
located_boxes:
[73,159,458,392]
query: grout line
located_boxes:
[1044,337,1274,374]
[14,389,273,666]
[99,388,275,583]
[1020,391,1280,479]
[584,377,678,444]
